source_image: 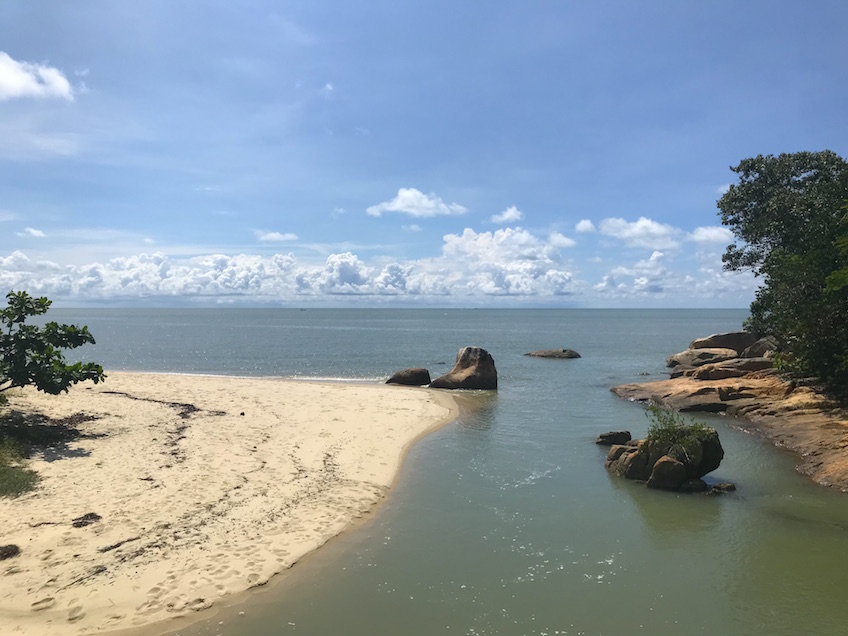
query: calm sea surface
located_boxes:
[52,309,848,635]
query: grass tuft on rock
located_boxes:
[644,406,716,460]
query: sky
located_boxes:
[1,1,846,307]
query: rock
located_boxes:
[679,478,709,492]
[429,347,498,390]
[706,482,737,496]
[595,431,632,446]
[605,441,652,481]
[524,349,581,359]
[646,455,687,490]
[72,512,102,528]
[666,348,739,368]
[605,422,724,491]
[741,336,779,358]
[690,357,773,380]
[0,544,20,560]
[689,331,757,354]
[386,368,431,386]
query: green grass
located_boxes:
[644,406,714,459]
[0,435,39,497]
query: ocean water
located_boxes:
[52,309,848,635]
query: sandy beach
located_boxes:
[0,372,457,635]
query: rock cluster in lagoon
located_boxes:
[387,346,498,390]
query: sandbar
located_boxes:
[0,372,457,635]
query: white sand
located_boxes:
[0,372,457,635]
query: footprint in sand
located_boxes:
[31,597,56,612]
[67,606,85,623]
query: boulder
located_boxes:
[689,331,757,354]
[690,357,773,380]
[386,368,431,386]
[604,424,724,490]
[666,348,738,368]
[741,336,779,358]
[429,346,498,390]
[525,349,581,359]
[646,455,687,491]
[595,431,632,446]
[605,441,653,481]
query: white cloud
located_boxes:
[366,188,467,218]
[491,205,524,224]
[575,219,595,233]
[717,184,731,195]
[599,216,680,249]
[0,51,74,101]
[320,82,334,98]
[18,227,46,238]
[548,232,576,248]
[402,224,422,232]
[0,210,16,222]
[255,230,298,242]
[688,226,734,244]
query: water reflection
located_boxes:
[608,475,723,540]
[449,391,499,431]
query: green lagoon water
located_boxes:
[54,309,848,635]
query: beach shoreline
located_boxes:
[0,372,458,636]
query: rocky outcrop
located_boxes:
[612,336,848,490]
[689,331,757,354]
[741,336,778,358]
[386,368,431,386]
[430,347,498,390]
[605,426,725,492]
[595,431,632,446]
[666,348,738,368]
[525,349,581,359]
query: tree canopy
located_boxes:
[0,291,105,403]
[719,150,848,396]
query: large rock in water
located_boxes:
[689,331,757,355]
[604,424,725,492]
[430,346,497,390]
[386,368,431,386]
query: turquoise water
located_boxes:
[53,309,848,635]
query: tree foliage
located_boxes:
[0,291,105,403]
[719,151,848,396]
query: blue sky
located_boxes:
[1,1,846,307]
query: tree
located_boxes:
[718,151,848,396]
[0,291,105,404]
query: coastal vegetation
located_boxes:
[0,290,104,496]
[0,290,104,404]
[644,405,714,461]
[718,150,848,398]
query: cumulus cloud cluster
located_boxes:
[0,225,584,302]
[0,52,74,101]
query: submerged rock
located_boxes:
[386,368,431,386]
[525,349,581,359]
[430,346,497,390]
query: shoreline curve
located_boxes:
[0,372,458,636]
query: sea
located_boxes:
[50,308,848,636]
